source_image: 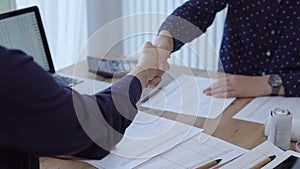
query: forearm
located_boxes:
[158,0,227,52]
[258,75,285,96]
[0,47,142,158]
[74,75,142,159]
[154,30,174,54]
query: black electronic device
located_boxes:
[87,56,138,78]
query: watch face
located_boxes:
[270,74,283,86]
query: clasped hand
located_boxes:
[129,42,169,88]
[135,36,274,98]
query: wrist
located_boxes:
[155,30,174,52]
[267,74,284,96]
[128,67,148,89]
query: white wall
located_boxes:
[121,0,227,71]
[0,0,16,13]
[13,0,227,70]
[86,0,123,56]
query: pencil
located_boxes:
[250,155,276,169]
[140,87,162,103]
[196,159,222,169]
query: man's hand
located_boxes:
[203,75,279,98]
[147,30,174,87]
[129,42,168,88]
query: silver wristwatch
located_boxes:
[268,74,282,96]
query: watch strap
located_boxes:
[271,86,280,96]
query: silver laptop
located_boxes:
[0,6,110,94]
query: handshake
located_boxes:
[129,31,174,89]
[129,30,276,98]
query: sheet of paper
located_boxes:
[135,133,247,169]
[141,75,236,119]
[83,111,203,169]
[221,141,284,169]
[233,96,300,124]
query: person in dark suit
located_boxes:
[0,42,163,169]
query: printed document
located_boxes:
[233,96,300,124]
[136,133,246,169]
[83,111,202,169]
[83,111,245,169]
[141,74,235,119]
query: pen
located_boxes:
[140,87,162,103]
[196,159,222,169]
[250,155,276,169]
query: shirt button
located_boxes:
[266,50,271,56]
[271,30,276,35]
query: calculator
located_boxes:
[87,56,138,78]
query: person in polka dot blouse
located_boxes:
[153,0,299,98]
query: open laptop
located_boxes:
[0,6,110,95]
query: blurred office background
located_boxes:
[0,0,227,71]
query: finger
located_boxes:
[211,78,228,89]
[142,41,154,49]
[206,83,233,97]
[204,88,225,96]
[212,92,227,98]
[203,87,212,94]
[147,70,164,87]
[204,77,231,96]
[140,42,158,64]
[203,89,212,96]
[212,90,236,98]
[111,146,117,150]
[203,78,227,94]
[212,86,231,94]
[147,76,162,88]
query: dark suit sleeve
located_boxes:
[72,75,142,159]
[0,46,141,159]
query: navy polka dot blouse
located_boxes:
[159,0,300,97]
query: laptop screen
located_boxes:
[0,6,55,73]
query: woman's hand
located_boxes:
[203,75,284,98]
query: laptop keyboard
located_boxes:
[54,75,83,87]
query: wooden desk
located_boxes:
[41,61,294,169]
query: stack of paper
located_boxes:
[233,97,300,141]
[84,111,202,169]
[233,96,300,124]
[136,133,246,169]
[83,111,246,169]
[141,75,236,119]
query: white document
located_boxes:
[141,75,236,119]
[83,111,203,169]
[221,141,284,169]
[233,96,300,124]
[136,133,247,169]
